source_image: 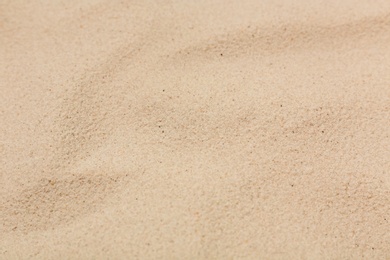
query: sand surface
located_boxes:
[1,0,390,259]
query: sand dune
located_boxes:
[1,0,390,259]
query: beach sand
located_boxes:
[1,0,390,259]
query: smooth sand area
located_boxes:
[1,0,390,259]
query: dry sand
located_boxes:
[1,0,390,259]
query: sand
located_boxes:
[1,0,390,259]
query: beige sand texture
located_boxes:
[1,0,390,259]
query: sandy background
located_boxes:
[1,0,390,259]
